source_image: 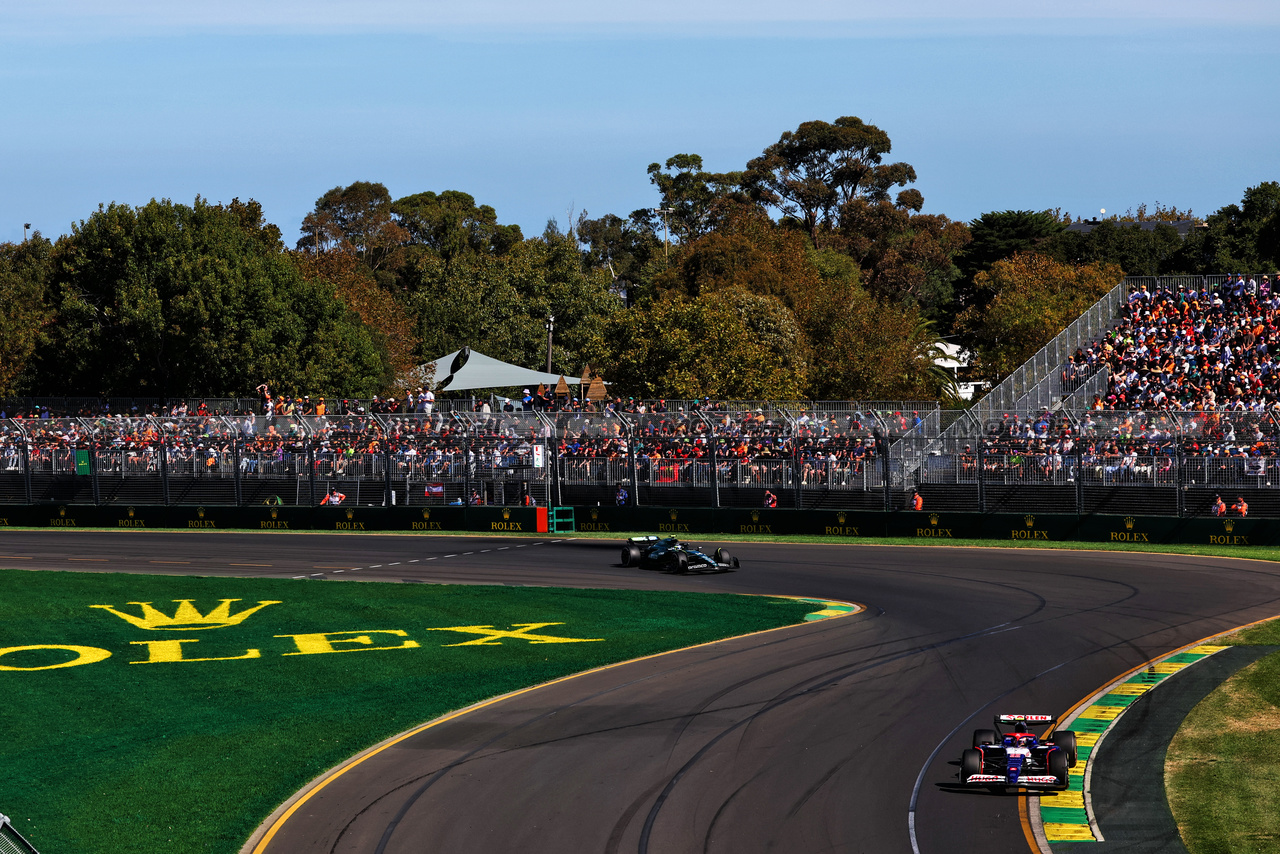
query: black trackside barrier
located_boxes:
[0,504,1273,548]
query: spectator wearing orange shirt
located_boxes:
[1232,496,1249,517]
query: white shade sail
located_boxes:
[422,348,582,392]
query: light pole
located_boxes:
[23,223,30,243]
[653,208,673,261]
[545,314,555,374]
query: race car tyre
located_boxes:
[973,729,998,749]
[732,557,740,568]
[1047,749,1069,786]
[1051,730,1078,767]
[671,551,689,574]
[960,748,983,783]
[621,545,641,567]
[715,548,734,567]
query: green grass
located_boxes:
[1166,648,1280,853]
[0,570,812,854]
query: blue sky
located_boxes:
[2,2,1277,246]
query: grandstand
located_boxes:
[4,275,1280,518]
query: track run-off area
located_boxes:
[3,531,1279,854]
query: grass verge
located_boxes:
[0,569,812,854]
[1166,617,1280,853]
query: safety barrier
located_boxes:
[0,503,1273,548]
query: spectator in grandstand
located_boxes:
[323,487,346,505]
[763,489,777,508]
[1212,495,1226,517]
[615,483,628,505]
[1232,496,1249,517]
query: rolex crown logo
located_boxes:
[270,507,279,519]
[1024,514,1035,528]
[91,599,281,631]
[837,512,846,524]
[669,509,678,521]
[59,506,66,517]
[1225,519,1236,533]
[1124,517,1136,530]
[345,508,354,520]
[929,514,939,526]
[422,508,430,519]
[502,507,511,520]
[590,508,599,520]
[127,506,135,518]
[751,510,760,522]
[197,506,205,519]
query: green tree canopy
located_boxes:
[956,253,1122,380]
[391,190,523,263]
[641,154,743,247]
[34,197,390,397]
[0,234,54,396]
[743,116,917,245]
[298,181,409,272]
[1172,181,1280,274]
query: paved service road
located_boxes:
[3,531,1279,853]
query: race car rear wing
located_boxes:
[627,536,661,543]
[995,714,1055,726]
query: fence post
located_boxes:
[90,446,100,506]
[792,441,802,509]
[1176,447,1186,517]
[876,430,891,512]
[977,445,986,514]
[710,437,721,508]
[161,443,171,506]
[1075,448,1084,515]
[384,444,393,507]
[629,432,640,507]
[22,440,32,504]
[307,445,316,506]
[231,441,240,507]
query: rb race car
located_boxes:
[619,536,740,574]
[959,714,1077,790]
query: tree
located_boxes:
[403,233,622,375]
[1171,181,1280,274]
[641,154,743,247]
[838,197,971,317]
[743,116,917,245]
[289,250,420,391]
[590,292,805,399]
[956,253,1123,381]
[0,234,54,395]
[298,181,409,272]
[35,198,389,397]
[576,211,660,304]
[391,190,523,264]
[955,210,1066,317]
[1041,221,1185,276]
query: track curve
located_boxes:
[4,531,1279,853]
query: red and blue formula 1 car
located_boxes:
[619,536,739,573]
[959,714,1077,789]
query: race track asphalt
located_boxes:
[4,531,1280,854]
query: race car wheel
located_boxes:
[715,548,734,567]
[1051,731,1078,767]
[972,729,998,749]
[621,545,641,567]
[1047,748,1069,786]
[960,748,983,783]
[670,551,689,574]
